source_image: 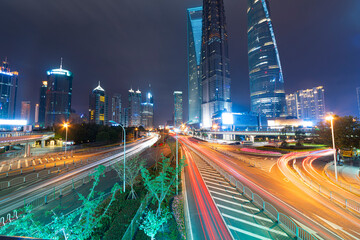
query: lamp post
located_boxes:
[118,123,126,192]
[326,115,337,181]
[175,128,179,195]
[63,123,69,154]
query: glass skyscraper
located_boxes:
[89,82,108,125]
[187,6,203,125]
[45,65,73,127]
[247,0,286,118]
[174,91,183,127]
[0,59,18,120]
[128,88,142,127]
[201,0,232,128]
[111,93,122,124]
[357,87,360,117]
[38,81,47,127]
[141,91,154,129]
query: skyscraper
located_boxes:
[357,87,360,117]
[34,104,39,124]
[247,0,286,118]
[45,62,73,126]
[201,0,232,128]
[0,58,18,119]
[89,82,108,125]
[128,88,142,127]
[111,93,122,124]
[286,86,325,122]
[187,6,203,125]
[141,91,154,129]
[38,81,47,127]
[21,101,31,122]
[174,91,183,127]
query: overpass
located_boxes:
[0,132,55,157]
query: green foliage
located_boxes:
[0,165,121,240]
[317,116,360,148]
[139,208,171,240]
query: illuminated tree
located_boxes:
[139,208,171,240]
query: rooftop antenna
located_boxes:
[60,57,63,69]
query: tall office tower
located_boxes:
[357,87,360,117]
[89,82,108,125]
[34,104,39,124]
[141,91,154,129]
[187,6,203,125]
[128,89,142,127]
[286,86,325,121]
[38,81,47,127]
[0,58,18,119]
[247,0,286,118]
[21,101,31,122]
[111,93,122,124]
[201,0,232,128]
[174,91,183,127]
[45,62,73,126]
[122,108,129,127]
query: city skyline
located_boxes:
[0,1,359,126]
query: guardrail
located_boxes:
[186,144,318,240]
[324,162,360,196]
[293,164,360,214]
[0,135,159,225]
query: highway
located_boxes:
[182,136,360,240]
[0,135,159,219]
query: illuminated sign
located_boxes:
[46,68,72,77]
[222,112,234,125]
[0,119,27,126]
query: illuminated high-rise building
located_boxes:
[201,0,232,128]
[286,86,325,122]
[45,61,73,126]
[111,93,122,124]
[357,87,360,117]
[89,82,108,125]
[187,6,203,125]
[34,104,39,124]
[38,81,47,127]
[0,58,18,119]
[141,91,154,129]
[247,0,286,118]
[128,88,142,127]
[21,101,31,122]
[174,91,183,127]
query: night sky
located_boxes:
[0,0,359,125]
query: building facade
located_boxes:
[89,82,108,125]
[38,81,47,127]
[286,86,325,122]
[174,91,183,127]
[45,66,73,127]
[122,108,129,127]
[187,6,203,125]
[111,93,122,124]
[34,104,39,124]
[21,101,31,122]
[357,87,360,117]
[247,0,286,118]
[141,91,154,129]
[201,0,232,128]
[0,59,18,120]
[128,89,142,127]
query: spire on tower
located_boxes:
[60,57,63,69]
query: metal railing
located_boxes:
[186,144,318,240]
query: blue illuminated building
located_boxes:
[201,0,232,128]
[141,90,154,129]
[0,59,18,120]
[247,0,286,118]
[187,6,203,125]
[45,61,73,126]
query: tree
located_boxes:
[139,208,171,240]
[295,128,306,146]
[317,116,360,149]
[0,166,121,239]
[112,154,145,199]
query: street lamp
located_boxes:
[326,115,337,180]
[174,128,179,195]
[118,123,126,192]
[63,123,69,154]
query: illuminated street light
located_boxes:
[118,123,126,192]
[326,115,337,180]
[212,124,219,131]
[63,123,69,154]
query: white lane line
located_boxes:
[203,176,229,184]
[213,196,258,211]
[199,169,218,174]
[207,185,240,195]
[201,172,224,180]
[39,160,43,164]
[209,191,249,203]
[17,160,20,169]
[205,180,233,189]
[25,160,28,167]
[217,204,272,222]
[223,213,288,236]
[228,225,272,240]
[32,160,36,166]
[0,164,4,172]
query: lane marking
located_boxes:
[32,160,36,166]
[209,191,249,203]
[204,180,233,189]
[207,185,240,195]
[201,172,225,180]
[213,196,258,211]
[25,160,28,167]
[39,160,43,164]
[202,176,229,184]
[17,161,20,169]
[0,164,4,172]
[223,213,288,236]
[228,225,272,240]
[217,204,273,222]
